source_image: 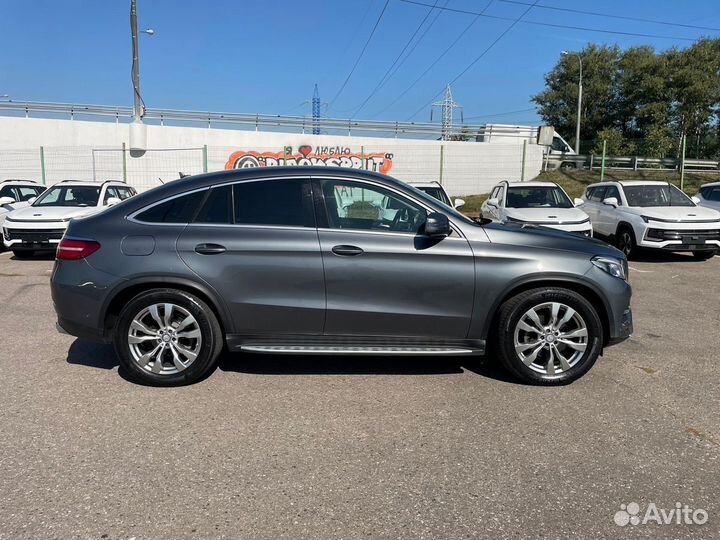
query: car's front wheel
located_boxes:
[495,287,604,385]
[114,288,224,386]
[616,226,636,258]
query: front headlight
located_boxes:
[592,256,627,280]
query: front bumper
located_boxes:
[607,307,633,345]
[639,224,720,252]
[3,223,66,250]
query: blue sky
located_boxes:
[1,0,718,126]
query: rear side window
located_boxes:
[195,185,232,224]
[135,190,206,223]
[233,179,310,227]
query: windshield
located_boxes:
[33,186,101,207]
[416,186,451,206]
[623,185,694,207]
[506,186,573,209]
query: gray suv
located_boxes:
[51,168,632,386]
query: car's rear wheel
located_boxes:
[616,226,636,258]
[495,288,603,385]
[692,250,715,261]
[114,288,224,386]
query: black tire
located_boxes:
[113,288,224,386]
[495,287,604,385]
[616,225,637,259]
[692,250,715,261]
[560,162,577,170]
[12,250,34,259]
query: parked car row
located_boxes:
[480,180,720,260]
[1,179,136,256]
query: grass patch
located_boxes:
[459,169,720,217]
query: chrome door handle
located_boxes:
[331,245,364,256]
[194,243,226,255]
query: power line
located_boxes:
[399,0,702,42]
[328,0,391,109]
[406,0,539,121]
[350,0,441,118]
[463,107,537,120]
[371,0,495,119]
[496,0,720,32]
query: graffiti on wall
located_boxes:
[224,145,394,174]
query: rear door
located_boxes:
[314,176,475,339]
[177,177,326,336]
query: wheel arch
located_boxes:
[482,276,612,347]
[101,277,231,339]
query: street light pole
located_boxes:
[131,0,142,121]
[562,51,583,155]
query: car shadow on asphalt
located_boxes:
[65,338,519,384]
[218,351,518,383]
[630,250,713,264]
[9,251,56,261]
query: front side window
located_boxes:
[116,186,134,200]
[700,186,720,202]
[506,186,573,209]
[321,180,426,234]
[233,179,310,227]
[34,186,101,207]
[623,185,694,207]
[589,186,607,202]
[103,187,120,204]
[603,186,622,205]
[135,190,206,223]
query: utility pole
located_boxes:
[312,84,321,135]
[129,0,154,150]
[562,51,583,154]
[431,85,463,141]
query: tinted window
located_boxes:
[700,186,720,202]
[321,180,426,234]
[195,185,232,224]
[233,179,309,227]
[0,186,14,198]
[136,190,206,223]
[116,186,134,200]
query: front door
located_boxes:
[314,177,475,339]
[177,178,325,336]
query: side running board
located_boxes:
[239,345,478,355]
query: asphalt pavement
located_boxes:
[0,249,718,539]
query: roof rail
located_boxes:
[0,178,38,184]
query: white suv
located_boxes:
[0,180,46,227]
[582,181,720,260]
[694,182,720,212]
[480,181,592,237]
[3,180,136,257]
[409,181,465,209]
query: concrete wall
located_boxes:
[0,117,543,195]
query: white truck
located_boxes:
[475,124,585,170]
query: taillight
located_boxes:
[56,238,101,261]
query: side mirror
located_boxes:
[603,197,619,208]
[691,196,701,204]
[424,212,450,238]
[453,198,466,209]
[0,196,15,205]
[574,198,585,207]
[28,197,37,204]
[106,197,122,206]
[486,197,499,209]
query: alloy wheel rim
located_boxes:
[620,232,632,255]
[513,302,588,378]
[127,303,202,375]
